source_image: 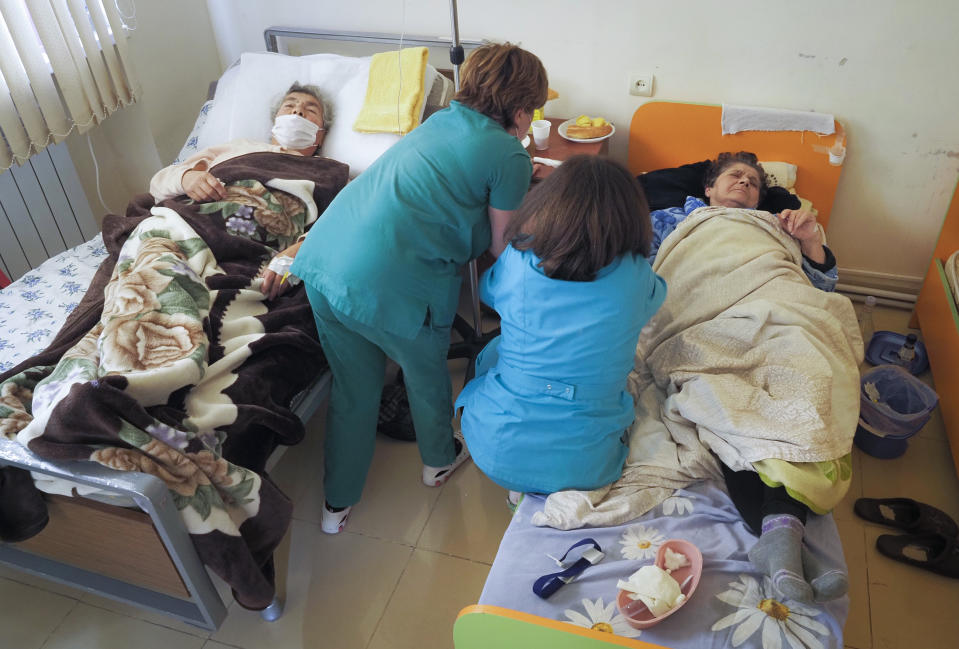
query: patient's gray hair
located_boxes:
[704,151,768,203]
[270,83,334,129]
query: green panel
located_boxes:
[935,259,959,330]
[453,610,653,649]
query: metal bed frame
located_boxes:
[0,373,330,630]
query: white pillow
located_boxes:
[759,161,798,191]
[196,51,433,177]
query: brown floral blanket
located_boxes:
[0,152,348,609]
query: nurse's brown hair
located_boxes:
[506,155,652,282]
[454,43,548,130]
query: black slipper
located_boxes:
[853,497,959,538]
[875,532,959,579]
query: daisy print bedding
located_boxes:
[479,481,849,648]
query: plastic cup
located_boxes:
[532,119,551,150]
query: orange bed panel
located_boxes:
[913,258,959,478]
[628,102,844,230]
[932,182,959,262]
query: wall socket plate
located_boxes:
[629,73,654,97]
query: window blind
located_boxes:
[0,0,140,170]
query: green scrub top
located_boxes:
[291,101,532,339]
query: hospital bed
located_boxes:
[0,27,472,631]
[455,101,854,649]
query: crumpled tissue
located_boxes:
[617,565,686,617]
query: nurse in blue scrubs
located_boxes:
[267,43,548,534]
[456,155,666,497]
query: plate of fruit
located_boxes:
[558,115,615,143]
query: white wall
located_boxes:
[66,0,222,220]
[131,0,224,166]
[65,102,162,220]
[200,0,958,284]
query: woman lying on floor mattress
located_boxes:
[468,144,862,649]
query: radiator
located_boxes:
[836,267,924,310]
[0,142,98,281]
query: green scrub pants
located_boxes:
[305,284,457,508]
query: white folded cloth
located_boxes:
[722,104,835,135]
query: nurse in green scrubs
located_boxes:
[266,43,548,534]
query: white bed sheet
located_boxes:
[173,100,214,165]
[0,234,107,373]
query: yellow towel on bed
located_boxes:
[353,47,429,135]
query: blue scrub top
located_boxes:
[456,244,667,494]
[291,101,532,339]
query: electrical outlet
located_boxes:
[629,73,654,97]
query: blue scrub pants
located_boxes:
[305,284,457,508]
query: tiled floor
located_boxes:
[2,304,958,649]
[835,304,959,649]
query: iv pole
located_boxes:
[449,0,483,350]
[446,0,495,384]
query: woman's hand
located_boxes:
[182,169,226,202]
[261,241,304,301]
[778,209,825,263]
[475,250,497,276]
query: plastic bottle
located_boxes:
[896,333,917,366]
[859,296,876,347]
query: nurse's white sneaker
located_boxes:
[422,430,470,487]
[507,490,524,513]
[321,501,351,534]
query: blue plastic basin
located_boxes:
[864,330,929,374]
[854,365,939,458]
[854,422,911,459]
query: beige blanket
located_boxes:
[531,374,721,529]
[533,206,863,529]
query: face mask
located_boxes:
[271,114,321,149]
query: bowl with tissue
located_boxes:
[616,539,703,629]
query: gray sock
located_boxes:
[802,544,848,602]
[748,514,813,603]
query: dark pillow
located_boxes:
[638,160,710,211]
[638,161,800,213]
[759,186,802,213]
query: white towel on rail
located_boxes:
[721,104,834,135]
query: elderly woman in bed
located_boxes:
[648,150,846,604]
[149,83,332,202]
